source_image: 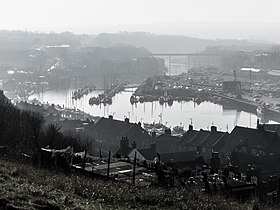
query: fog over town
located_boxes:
[1,0,280,209]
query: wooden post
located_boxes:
[82,150,87,170]
[132,151,137,185]
[157,153,161,167]
[107,151,111,178]
[99,148,102,159]
[277,178,280,204]
[69,147,74,168]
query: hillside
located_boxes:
[93,32,270,53]
[0,159,271,210]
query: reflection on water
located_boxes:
[30,88,277,132]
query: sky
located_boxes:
[0,0,280,39]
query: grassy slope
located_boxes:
[0,159,271,210]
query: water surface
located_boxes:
[30,88,275,132]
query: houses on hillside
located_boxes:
[108,117,280,180]
[220,124,280,158]
[77,114,280,181]
[113,137,204,171]
[177,124,229,160]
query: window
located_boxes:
[241,173,246,182]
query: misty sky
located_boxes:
[1,0,280,40]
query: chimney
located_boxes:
[120,136,129,148]
[138,121,141,126]
[150,142,156,153]
[189,124,193,131]
[212,151,219,158]
[165,128,171,135]
[257,119,265,131]
[152,131,157,139]
[211,126,217,133]
[124,118,129,123]
[109,115,113,120]
[131,141,136,149]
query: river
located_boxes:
[29,88,279,132]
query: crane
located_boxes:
[233,70,241,98]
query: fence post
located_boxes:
[132,151,137,185]
[83,150,87,170]
[99,148,102,159]
[69,146,74,168]
[277,178,280,204]
[107,151,111,178]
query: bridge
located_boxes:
[151,53,223,56]
[151,53,223,75]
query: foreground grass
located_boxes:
[0,159,274,210]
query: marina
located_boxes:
[28,87,278,132]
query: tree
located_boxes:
[44,123,62,148]
[27,112,44,152]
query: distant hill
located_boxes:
[94,32,270,53]
[0,30,84,50]
[66,44,154,69]
[0,30,271,54]
[81,44,151,61]
[66,45,165,77]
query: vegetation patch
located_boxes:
[0,159,277,209]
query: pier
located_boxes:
[212,93,280,122]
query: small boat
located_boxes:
[101,97,112,105]
[143,122,168,132]
[89,97,100,105]
[130,95,138,104]
[105,97,112,104]
[139,96,145,103]
[172,125,185,134]
[167,97,173,106]
[159,97,165,105]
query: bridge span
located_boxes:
[151,53,223,56]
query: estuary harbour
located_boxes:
[2,2,280,208]
[29,86,277,133]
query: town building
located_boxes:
[113,136,134,158]
[178,125,228,160]
[220,124,280,158]
[154,129,180,153]
[91,116,152,151]
[128,143,157,162]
